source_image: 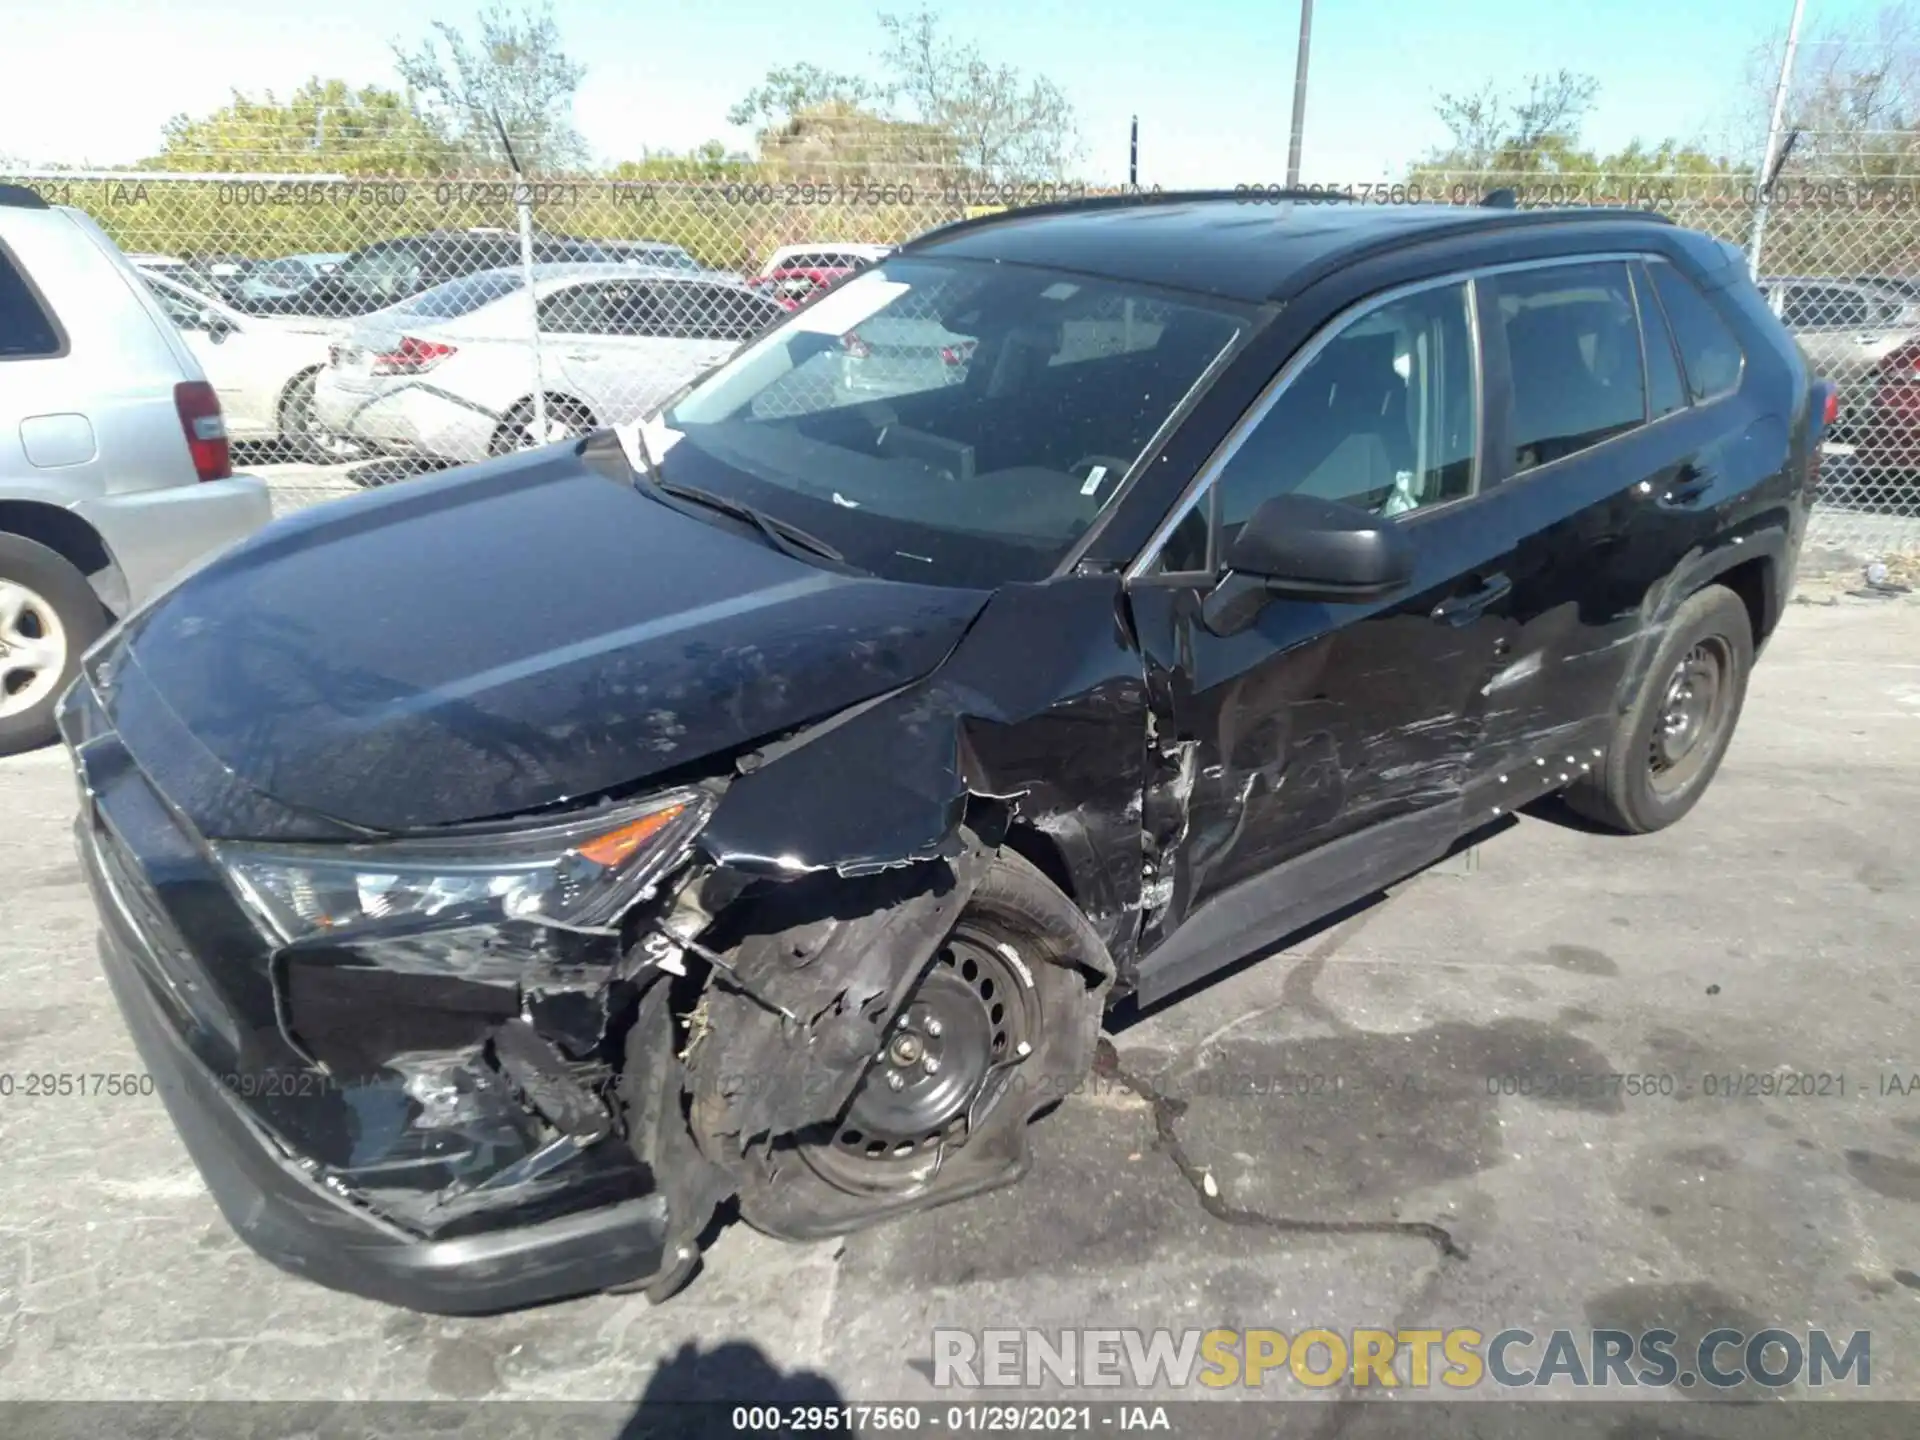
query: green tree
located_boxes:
[727,64,880,131]
[146,78,456,174]
[392,1,588,173]
[609,141,758,181]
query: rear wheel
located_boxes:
[489,398,596,456]
[0,536,107,757]
[689,851,1108,1241]
[277,369,361,464]
[1565,584,1753,834]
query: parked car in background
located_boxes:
[1759,275,1920,428]
[236,252,349,307]
[0,183,269,755]
[585,238,704,272]
[757,243,892,277]
[140,269,359,462]
[748,244,893,310]
[245,230,610,319]
[1852,334,1920,486]
[133,253,256,305]
[62,192,1829,1313]
[1848,274,1920,303]
[314,264,788,462]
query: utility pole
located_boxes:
[1285,0,1313,186]
[1129,115,1139,187]
[1746,0,1807,279]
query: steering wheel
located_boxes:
[1068,455,1132,495]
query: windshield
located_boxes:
[655,257,1248,586]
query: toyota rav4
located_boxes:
[63,191,1831,1313]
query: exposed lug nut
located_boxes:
[1015,1040,1033,1058]
[1497,775,1507,784]
[1565,755,1576,764]
[924,1056,941,1074]
[1536,758,1546,766]
[925,1018,943,1037]
[1492,806,1502,815]
[1592,748,1602,757]
[1580,762,1591,771]
[886,1071,906,1091]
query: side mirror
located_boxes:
[1201,492,1417,636]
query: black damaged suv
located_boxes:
[64,191,1831,1312]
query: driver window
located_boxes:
[1208,280,1478,560]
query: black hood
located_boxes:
[116,440,989,833]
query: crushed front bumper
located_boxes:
[88,825,672,1316]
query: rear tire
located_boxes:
[277,369,360,464]
[688,850,1108,1242]
[489,398,596,456]
[0,535,107,757]
[1565,584,1753,834]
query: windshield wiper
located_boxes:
[651,477,848,567]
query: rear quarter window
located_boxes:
[1649,262,1745,402]
[0,243,65,358]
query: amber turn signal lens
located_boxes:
[576,805,687,867]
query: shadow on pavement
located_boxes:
[620,1340,846,1439]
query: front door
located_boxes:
[1126,275,1520,1003]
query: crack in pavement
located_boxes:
[1092,1037,1469,1260]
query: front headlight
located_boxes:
[213,787,714,945]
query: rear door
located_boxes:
[1475,255,1749,790]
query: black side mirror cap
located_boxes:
[1201,492,1418,635]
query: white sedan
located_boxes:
[314,264,790,463]
[140,271,360,461]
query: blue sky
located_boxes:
[1,0,1885,182]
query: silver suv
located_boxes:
[1,183,270,755]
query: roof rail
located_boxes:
[902,186,1363,249]
[0,182,50,210]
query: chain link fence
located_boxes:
[7,161,1919,556]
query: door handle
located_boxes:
[1431,572,1511,625]
[1855,334,1882,345]
[1662,465,1717,506]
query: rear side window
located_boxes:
[1632,264,1687,420]
[0,246,63,358]
[1493,261,1645,473]
[1649,262,1744,402]
[397,271,526,318]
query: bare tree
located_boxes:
[876,5,1081,181]
[392,1,587,173]
[1743,3,1920,183]
[1431,70,1598,171]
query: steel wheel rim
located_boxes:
[0,579,69,719]
[1647,635,1732,796]
[801,928,1037,1197]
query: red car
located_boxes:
[747,265,859,310]
[1855,338,1920,482]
